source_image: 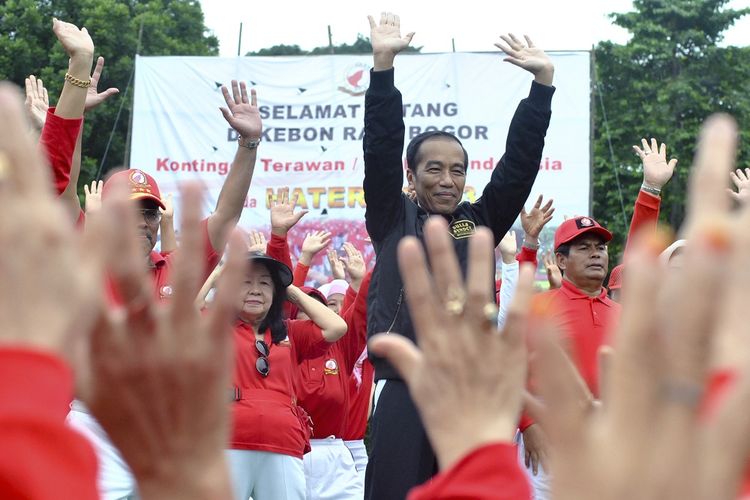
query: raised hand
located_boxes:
[85,56,119,112]
[24,75,49,130]
[543,251,562,289]
[52,18,94,59]
[494,34,554,86]
[521,195,555,243]
[219,80,261,140]
[728,167,750,205]
[247,230,267,253]
[633,138,678,191]
[327,248,346,280]
[300,230,332,266]
[159,192,174,220]
[270,189,308,237]
[367,12,415,70]
[498,230,518,264]
[369,217,534,470]
[84,180,104,213]
[341,242,366,290]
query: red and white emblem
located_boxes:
[324,358,339,375]
[579,217,593,227]
[130,170,148,186]
[159,285,173,298]
[338,63,370,97]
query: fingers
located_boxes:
[524,35,535,47]
[231,80,241,105]
[171,182,205,318]
[641,138,651,153]
[208,230,245,345]
[398,235,439,344]
[250,87,257,108]
[465,227,496,329]
[240,81,248,104]
[91,56,105,83]
[633,145,645,159]
[368,334,422,386]
[533,194,543,209]
[220,85,233,110]
[650,137,659,155]
[501,264,535,347]
[423,217,463,303]
[367,15,376,29]
[379,12,387,26]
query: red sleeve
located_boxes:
[518,413,534,432]
[407,443,531,500]
[293,262,310,287]
[339,272,371,374]
[0,348,98,500]
[267,233,293,270]
[38,108,83,195]
[623,190,661,257]
[516,246,538,268]
[202,218,221,281]
[287,319,330,362]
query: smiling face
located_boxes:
[238,262,275,323]
[406,137,467,215]
[557,234,609,291]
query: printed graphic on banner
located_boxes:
[131,53,590,285]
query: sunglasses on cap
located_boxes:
[255,339,270,377]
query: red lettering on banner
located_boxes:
[155,158,230,175]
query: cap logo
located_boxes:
[577,217,594,229]
[159,285,173,298]
[130,170,148,186]
[324,359,339,375]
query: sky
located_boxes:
[199,0,750,56]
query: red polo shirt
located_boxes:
[230,319,330,458]
[296,273,371,439]
[531,280,621,396]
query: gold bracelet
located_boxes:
[65,72,92,88]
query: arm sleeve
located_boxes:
[623,190,661,257]
[472,82,555,245]
[363,69,406,241]
[38,108,83,195]
[340,272,371,374]
[498,261,519,329]
[407,443,531,500]
[266,233,294,271]
[0,348,98,500]
[293,262,310,287]
[288,320,330,362]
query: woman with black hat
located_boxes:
[226,252,348,500]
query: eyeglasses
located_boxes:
[255,339,270,377]
[138,208,162,225]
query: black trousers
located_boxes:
[364,380,437,500]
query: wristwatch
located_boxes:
[238,136,261,150]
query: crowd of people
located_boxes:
[5,10,750,500]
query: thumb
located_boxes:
[294,210,309,223]
[403,32,415,45]
[369,333,421,384]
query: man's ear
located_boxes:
[556,252,567,272]
[406,168,416,191]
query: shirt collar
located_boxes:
[560,279,612,305]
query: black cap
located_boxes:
[246,252,293,287]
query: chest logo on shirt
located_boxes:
[159,285,173,298]
[324,359,339,375]
[449,219,476,240]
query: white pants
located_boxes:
[227,449,305,500]
[66,405,138,500]
[344,439,368,489]
[515,430,551,500]
[303,437,362,500]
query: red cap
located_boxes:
[608,263,623,291]
[554,216,612,249]
[102,169,165,210]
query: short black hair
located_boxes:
[254,262,289,344]
[406,131,469,173]
[555,243,570,257]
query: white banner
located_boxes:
[132,52,590,283]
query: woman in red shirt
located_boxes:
[227,252,347,500]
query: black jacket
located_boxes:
[364,68,554,380]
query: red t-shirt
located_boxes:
[0,348,98,499]
[296,273,371,439]
[39,108,83,196]
[230,319,330,458]
[407,443,531,500]
[531,280,621,396]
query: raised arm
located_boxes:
[363,13,415,241]
[287,285,347,342]
[295,230,331,286]
[207,81,262,251]
[474,35,555,245]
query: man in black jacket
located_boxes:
[363,12,556,499]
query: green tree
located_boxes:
[0,0,218,194]
[593,0,750,263]
[247,34,422,56]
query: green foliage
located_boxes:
[0,0,218,194]
[247,34,422,56]
[593,0,750,263]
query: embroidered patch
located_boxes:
[449,219,476,239]
[324,359,339,375]
[576,217,594,229]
